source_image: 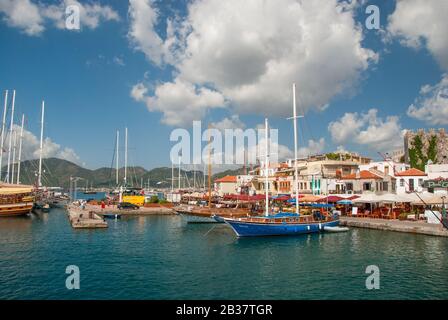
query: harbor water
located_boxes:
[0,209,447,299]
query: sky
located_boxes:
[0,0,447,171]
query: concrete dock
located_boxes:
[340,216,448,237]
[68,205,108,229]
[84,204,175,216]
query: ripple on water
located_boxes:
[0,210,447,299]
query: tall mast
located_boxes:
[38,100,45,188]
[203,162,206,191]
[171,161,174,192]
[292,83,300,215]
[178,155,181,190]
[264,118,269,217]
[208,124,212,209]
[0,90,8,181]
[193,164,196,190]
[11,130,17,184]
[124,127,127,186]
[17,114,24,184]
[116,130,119,185]
[6,90,15,183]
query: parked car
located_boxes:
[117,202,139,210]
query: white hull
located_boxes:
[180,213,219,223]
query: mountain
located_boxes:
[3,157,240,189]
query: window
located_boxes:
[409,178,414,192]
[384,166,389,175]
[400,179,405,187]
[363,183,371,191]
[346,183,353,191]
[383,182,388,191]
[418,179,423,187]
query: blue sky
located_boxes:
[0,0,447,170]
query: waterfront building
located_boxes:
[359,160,410,176]
[425,163,448,180]
[395,168,427,194]
[424,163,448,195]
[214,175,238,196]
[340,169,396,195]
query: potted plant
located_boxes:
[398,212,409,221]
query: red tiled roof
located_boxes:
[340,170,383,180]
[395,168,426,177]
[215,175,237,183]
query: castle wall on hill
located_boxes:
[404,128,448,165]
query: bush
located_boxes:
[148,195,159,204]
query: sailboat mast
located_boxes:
[6,90,15,183]
[116,130,119,185]
[264,118,269,217]
[178,155,181,190]
[193,164,196,190]
[11,130,17,184]
[0,90,8,181]
[171,161,174,192]
[16,114,24,184]
[208,125,212,209]
[124,127,127,186]
[38,100,44,188]
[292,83,300,215]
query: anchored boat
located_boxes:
[217,213,339,237]
[0,184,35,217]
[216,85,340,237]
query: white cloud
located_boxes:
[131,79,225,126]
[211,115,245,131]
[129,0,377,123]
[298,138,325,158]
[0,0,119,36]
[113,56,125,66]
[328,109,404,151]
[1,125,82,165]
[407,74,448,125]
[387,0,448,70]
[0,0,44,36]
[128,0,164,65]
[130,82,148,102]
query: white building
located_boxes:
[395,168,427,194]
[359,160,409,176]
[425,163,448,180]
[424,164,448,195]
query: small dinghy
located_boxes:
[102,213,122,219]
[324,226,349,233]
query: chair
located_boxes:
[371,208,381,219]
[358,210,370,218]
[381,208,393,219]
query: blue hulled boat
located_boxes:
[216,87,342,237]
[215,213,339,237]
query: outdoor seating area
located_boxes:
[340,193,447,224]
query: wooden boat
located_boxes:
[174,205,251,223]
[217,96,341,237]
[0,184,35,217]
[217,213,340,237]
